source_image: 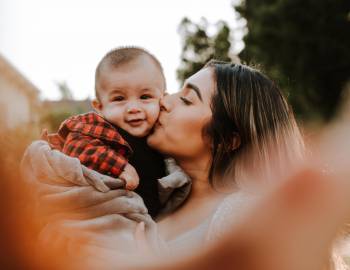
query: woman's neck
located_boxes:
[177,155,213,197]
[158,155,224,240]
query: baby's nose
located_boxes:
[127,106,141,113]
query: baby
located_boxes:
[46,47,188,217]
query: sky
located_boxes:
[0,0,245,100]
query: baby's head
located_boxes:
[92,46,166,137]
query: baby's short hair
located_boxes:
[95,46,165,100]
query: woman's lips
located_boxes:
[154,120,162,128]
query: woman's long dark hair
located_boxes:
[204,60,304,188]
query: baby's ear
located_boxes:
[91,99,102,112]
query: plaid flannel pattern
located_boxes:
[47,112,132,178]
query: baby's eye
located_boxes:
[111,96,124,102]
[140,94,153,100]
[180,96,192,105]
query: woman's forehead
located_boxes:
[185,68,215,103]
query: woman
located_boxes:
[147,60,304,249]
[21,60,305,264]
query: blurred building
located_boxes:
[0,54,40,130]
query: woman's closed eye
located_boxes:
[180,96,192,105]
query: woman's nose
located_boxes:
[159,94,173,112]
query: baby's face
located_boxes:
[94,56,165,137]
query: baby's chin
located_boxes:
[127,126,152,138]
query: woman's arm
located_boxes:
[20,140,149,253]
[98,168,348,270]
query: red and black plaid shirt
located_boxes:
[47,112,132,178]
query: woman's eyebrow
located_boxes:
[185,82,203,101]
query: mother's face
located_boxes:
[147,68,215,159]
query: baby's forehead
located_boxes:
[97,77,165,98]
[97,65,165,94]
[107,86,164,95]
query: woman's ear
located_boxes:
[231,132,241,151]
[91,99,102,113]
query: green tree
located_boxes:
[56,81,74,100]
[177,17,233,85]
[235,0,350,121]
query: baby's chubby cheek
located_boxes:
[146,102,161,125]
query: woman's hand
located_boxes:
[21,141,147,218]
[131,213,168,256]
[21,140,123,192]
[20,140,150,254]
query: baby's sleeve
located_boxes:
[62,132,129,178]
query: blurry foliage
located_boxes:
[0,126,43,270]
[56,81,74,100]
[39,80,92,132]
[40,109,74,132]
[176,17,233,85]
[0,126,38,178]
[40,100,92,132]
[177,1,350,122]
[235,0,350,121]
[0,84,81,269]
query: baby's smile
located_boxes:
[126,118,146,127]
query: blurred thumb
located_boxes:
[135,222,152,255]
[40,129,49,141]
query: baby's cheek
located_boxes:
[104,107,124,123]
[146,102,161,124]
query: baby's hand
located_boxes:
[119,163,140,190]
